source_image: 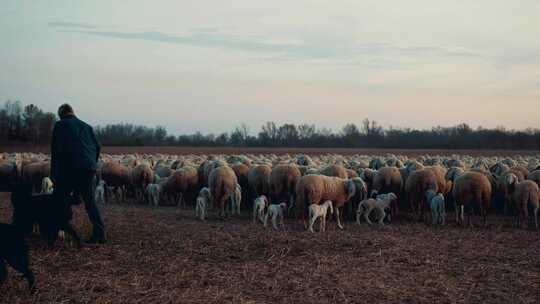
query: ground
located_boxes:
[1,193,539,304]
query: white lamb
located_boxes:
[195,187,211,220]
[427,190,446,225]
[356,192,397,225]
[264,202,287,230]
[308,200,334,233]
[95,180,106,205]
[146,183,161,207]
[229,184,242,216]
[41,177,53,194]
[252,195,268,224]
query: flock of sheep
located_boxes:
[1,151,540,232]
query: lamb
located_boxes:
[0,223,35,291]
[195,190,210,221]
[229,184,242,215]
[356,193,397,225]
[95,180,106,205]
[145,183,161,207]
[264,202,287,230]
[426,190,446,225]
[40,177,53,194]
[308,200,334,233]
[252,195,268,224]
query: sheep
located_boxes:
[229,184,242,215]
[252,195,269,224]
[145,183,161,207]
[208,166,238,218]
[356,193,397,225]
[0,223,35,291]
[21,161,50,193]
[162,166,199,207]
[452,171,492,227]
[130,163,153,203]
[40,177,54,194]
[405,169,439,222]
[511,180,540,229]
[247,165,272,199]
[95,180,106,205]
[195,188,211,221]
[100,161,131,203]
[269,164,301,213]
[264,203,287,230]
[308,200,334,233]
[295,175,356,229]
[426,190,446,225]
[320,164,348,179]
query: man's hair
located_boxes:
[58,104,74,119]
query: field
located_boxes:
[1,193,540,304]
[2,145,540,156]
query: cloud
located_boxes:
[48,21,98,29]
[60,28,482,62]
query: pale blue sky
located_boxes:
[1,1,539,134]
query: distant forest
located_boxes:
[1,100,539,150]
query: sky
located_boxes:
[1,1,539,135]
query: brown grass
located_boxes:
[1,193,540,303]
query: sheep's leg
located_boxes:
[378,209,386,225]
[252,207,257,223]
[431,209,437,226]
[534,207,539,230]
[364,208,373,225]
[308,215,316,233]
[272,214,278,230]
[335,208,344,230]
[321,215,326,232]
[356,211,362,225]
[263,212,269,227]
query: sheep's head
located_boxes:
[279,202,287,210]
[445,167,464,182]
[504,173,518,188]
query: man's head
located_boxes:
[57,104,74,119]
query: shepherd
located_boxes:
[51,104,106,244]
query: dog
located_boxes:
[0,223,36,291]
[11,184,82,247]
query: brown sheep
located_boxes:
[162,166,199,206]
[528,170,540,187]
[511,166,530,181]
[452,172,492,227]
[100,161,131,203]
[198,160,227,187]
[320,164,348,179]
[130,163,153,203]
[404,169,438,222]
[370,166,403,219]
[269,164,301,207]
[359,168,376,194]
[247,165,272,198]
[208,166,238,218]
[346,169,358,179]
[425,166,449,195]
[497,171,521,214]
[511,180,539,229]
[295,175,356,229]
[21,161,50,193]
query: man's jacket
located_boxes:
[51,115,101,182]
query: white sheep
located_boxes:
[95,180,106,204]
[195,194,209,221]
[427,191,446,225]
[41,177,53,194]
[264,202,287,230]
[308,200,334,233]
[229,184,242,215]
[146,183,161,207]
[356,192,397,225]
[252,195,268,224]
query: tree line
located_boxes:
[1,100,539,150]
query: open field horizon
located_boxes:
[1,145,540,157]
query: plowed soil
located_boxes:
[1,193,539,304]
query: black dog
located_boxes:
[0,223,35,291]
[11,184,82,248]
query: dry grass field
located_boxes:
[1,192,539,304]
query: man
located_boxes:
[51,104,106,244]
